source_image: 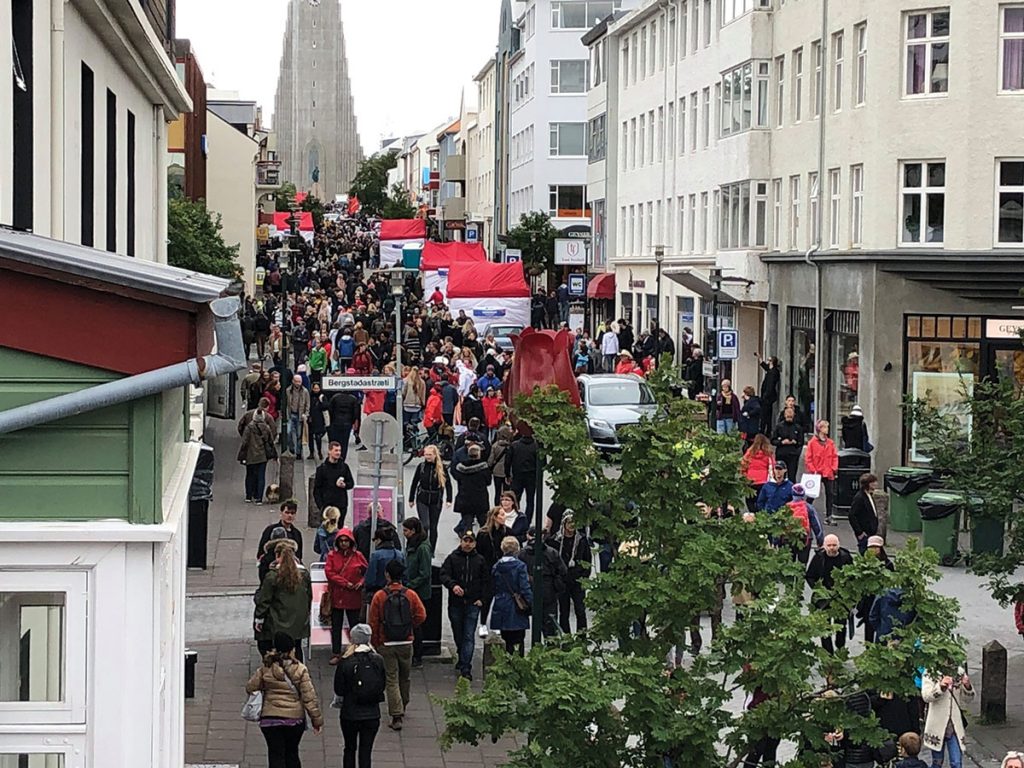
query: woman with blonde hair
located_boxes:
[314,506,341,562]
[255,543,313,662]
[407,444,451,551]
[402,365,427,427]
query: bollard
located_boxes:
[184,649,198,699]
[481,633,505,681]
[278,454,295,501]
[981,639,1007,723]
[307,475,321,529]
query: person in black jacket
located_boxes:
[806,535,855,654]
[308,383,329,461]
[555,513,592,634]
[685,349,705,399]
[313,443,355,525]
[334,623,385,768]
[506,430,539,520]
[849,473,880,554]
[840,689,878,768]
[771,407,805,482]
[841,403,872,452]
[518,525,566,638]
[461,385,486,428]
[451,445,492,535]
[756,354,781,433]
[407,445,452,552]
[256,500,304,563]
[439,532,492,680]
[327,390,361,459]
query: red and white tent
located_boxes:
[446,261,530,329]
[420,242,487,298]
[269,211,315,242]
[379,219,426,267]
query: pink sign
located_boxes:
[351,486,398,528]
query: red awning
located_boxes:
[380,219,426,241]
[420,241,487,271]
[447,262,530,299]
[587,272,615,300]
[272,211,314,231]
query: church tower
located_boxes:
[274,0,363,198]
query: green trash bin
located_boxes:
[918,492,961,565]
[965,497,1005,557]
[885,467,933,532]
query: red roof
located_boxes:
[447,262,530,299]
[380,219,426,241]
[420,241,487,271]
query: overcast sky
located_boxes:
[176,0,502,154]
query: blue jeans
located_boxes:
[931,734,963,768]
[288,413,303,456]
[447,601,480,675]
[244,462,267,502]
[716,418,735,434]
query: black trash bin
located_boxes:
[187,444,215,570]
[834,449,872,518]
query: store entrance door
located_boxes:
[983,341,1024,396]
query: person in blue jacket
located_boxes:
[489,536,533,657]
[756,461,794,513]
[364,525,405,597]
[477,365,502,393]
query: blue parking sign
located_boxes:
[717,329,739,360]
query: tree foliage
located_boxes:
[349,151,400,217]
[442,387,965,768]
[506,212,559,278]
[300,193,325,230]
[905,376,1024,604]
[167,197,241,280]
[274,181,298,212]
[380,183,418,220]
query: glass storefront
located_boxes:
[827,310,860,422]
[788,307,816,422]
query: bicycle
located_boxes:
[403,422,455,466]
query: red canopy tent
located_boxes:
[272,211,314,232]
[419,241,487,271]
[447,262,530,299]
[380,219,426,241]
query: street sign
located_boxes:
[702,360,716,377]
[466,225,479,243]
[568,273,586,297]
[504,248,522,263]
[554,238,587,265]
[717,329,739,360]
[322,375,398,391]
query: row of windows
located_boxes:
[550,0,622,30]
[512,64,534,106]
[511,185,591,223]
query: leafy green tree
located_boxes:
[506,211,559,278]
[300,194,325,229]
[167,198,241,279]
[349,151,400,216]
[274,181,298,212]
[442,387,965,768]
[381,183,418,220]
[905,376,1024,605]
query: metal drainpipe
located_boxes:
[657,0,672,337]
[0,297,246,435]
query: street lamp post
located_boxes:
[390,268,406,523]
[653,245,665,369]
[274,243,296,453]
[709,268,723,430]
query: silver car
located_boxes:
[483,324,524,354]
[577,374,658,451]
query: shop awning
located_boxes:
[664,268,749,303]
[587,272,615,300]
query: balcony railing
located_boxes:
[256,160,281,187]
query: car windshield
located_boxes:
[588,381,656,406]
[488,326,522,336]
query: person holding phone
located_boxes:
[922,667,974,768]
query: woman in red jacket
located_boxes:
[481,387,504,437]
[423,383,444,434]
[740,433,775,514]
[804,419,839,525]
[324,529,367,665]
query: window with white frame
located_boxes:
[588,114,607,162]
[681,0,689,58]
[688,194,697,252]
[630,118,637,168]
[701,87,711,147]
[900,160,946,244]
[997,160,1024,244]
[793,47,804,121]
[851,164,864,247]
[549,122,584,157]
[700,192,709,252]
[772,178,782,249]
[620,206,627,253]
[828,168,841,247]
[832,31,844,111]
[638,114,646,166]
[668,7,677,61]
[1001,7,1024,91]
[648,109,656,161]
[621,121,629,171]
[754,181,768,246]
[689,93,698,151]
[691,0,699,52]
[652,19,660,75]
[812,40,823,118]
[656,107,665,162]
[756,62,770,127]
[703,0,712,47]
[551,1,622,29]
[551,60,588,94]
[622,38,630,88]
[854,23,867,105]
[719,180,769,249]
[722,0,756,25]
[655,199,663,244]
[628,205,636,253]
[789,175,801,250]
[550,185,589,218]
[631,32,639,84]
[775,56,785,127]
[641,25,648,78]
[721,63,752,136]
[677,197,686,251]
[639,203,647,250]
[679,97,687,155]
[905,9,950,96]
[809,171,820,245]
[667,102,676,161]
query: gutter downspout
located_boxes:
[0,297,246,435]
[50,0,66,240]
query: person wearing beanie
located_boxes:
[785,484,824,564]
[245,631,323,765]
[334,622,386,768]
[841,403,873,453]
[258,525,297,585]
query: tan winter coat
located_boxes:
[922,672,974,751]
[245,654,323,728]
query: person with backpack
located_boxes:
[333,623,385,768]
[785,484,824,565]
[368,560,426,732]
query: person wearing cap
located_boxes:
[257,500,304,564]
[440,531,492,680]
[518,525,566,638]
[841,403,873,453]
[756,461,794,513]
[334,622,385,767]
[477,365,501,393]
[849,473,880,554]
[857,535,895,643]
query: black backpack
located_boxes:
[349,654,385,705]
[382,587,413,642]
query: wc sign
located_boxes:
[554,238,587,265]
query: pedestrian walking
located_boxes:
[407,445,451,552]
[755,461,794,513]
[600,321,620,371]
[841,403,873,452]
[488,426,513,505]
[313,506,341,562]
[255,542,313,661]
[756,354,780,434]
[325,529,367,666]
[368,560,426,731]
[257,501,304,564]
[333,623,386,768]
[554,512,590,635]
[400,518,432,667]
[313,442,354,526]
[258,527,292,586]
[489,537,533,657]
[805,535,854,655]
[857,536,894,643]
[327,388,360,459]
[308,382,329,461]
[238,399,277,504]
[715,379,741,434]
[805,419,839,524]
[738,386,763,450]
[518,525,566,638]
[922,668,974,768]
[741,434,774,514]
[771,407,804,483]
[849,473,880,553]
[365,526,405,597]
[451,444,492,536]
[245,632,323,768]
[285,375,310,458]
[506,428,539,521]
[439,534,490,683]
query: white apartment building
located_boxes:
[593,0,1024,473]
[468,59,498,252]
[507,0,636,234]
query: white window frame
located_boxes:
[700,192,709,252]
[793,47,804,122]
[550,59,589,94]
[648,109,656,161]
[755,61,771,127]
[0,571,88,726]
[0,736,87,768]
[854,22,867,106]
[667,102,676,162]
[1000,6,1024,92]
[899,160,946,245]
[677,196,686,251]
[772,178,783,249]
[812,40,823,118]
[775,56,785,128]
[703,0,712,48]
[789,174,801,250]
[688,194,697,252]
[678,97,687,156]
[680,0,689,58]
[701,87,711,148]
[828,168,841,247]
[689,92,698,151]
[809,170,820,245]
[621,121,629,171]
[851,164,864,247]
[903,8,950,97]
[639,114,646,166]
[832,31,844,112]
[656,106,665,162]
[995,158,1024,245]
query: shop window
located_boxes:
[827,310,860,421]
[788,306,816,421]
[907,340,978,461]
[0,753,64,768]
